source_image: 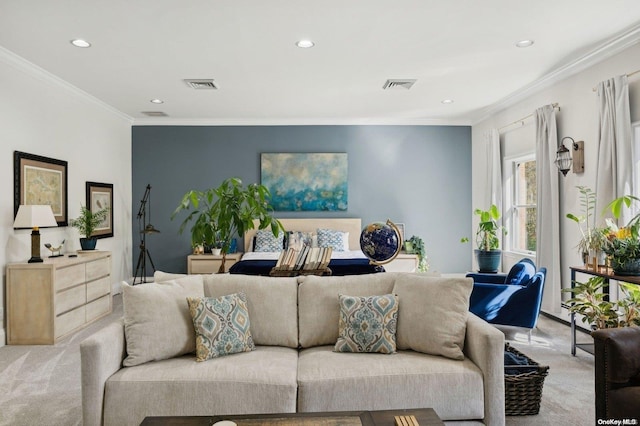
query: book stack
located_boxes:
[271,246,333,274]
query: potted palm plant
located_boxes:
[462,205,506,273]
[566,186,609,267]
[172,177,284,273]
[69,205,109,250]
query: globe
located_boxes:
[360,220,402,265]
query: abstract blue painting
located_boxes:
[261,153,348,211]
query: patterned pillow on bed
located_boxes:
[254,229,285,252]
[317,229,349,252]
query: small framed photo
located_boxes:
[14,151,68,227]
[395,222,405,245]
[86,181,114,238]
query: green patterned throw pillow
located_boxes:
[187,293,255,362]
[334,294,399,354]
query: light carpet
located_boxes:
[0,295,594,426]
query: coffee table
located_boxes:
[140,408,443,426]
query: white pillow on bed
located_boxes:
[317,229,349,252]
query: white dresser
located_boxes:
[6,251,112,345]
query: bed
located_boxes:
[228,218,384,276]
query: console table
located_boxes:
[6,251,112,344]
[567,266,640,355]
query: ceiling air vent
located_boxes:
[184,79,218,90]
[141,111,168,117]
[382,79,417,90]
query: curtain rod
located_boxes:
[498,102,559,133]
[591,69,640,92]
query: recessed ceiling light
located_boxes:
[70,39,91,48]
[150,99,164,104]
[515,40,534,48]
[296,40,315,48]
[441,99,454,104]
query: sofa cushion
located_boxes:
[104,346,299,426]
[335,294,398,354]
[392,275,472,360]
[297,345,485,420]
[297,274,397,348]
[187,293,255,361]
[122,275,204,367]
[203,274,299,348]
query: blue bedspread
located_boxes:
[229,258,384,276]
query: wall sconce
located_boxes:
[555,137,584,176]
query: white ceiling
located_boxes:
[1,0,640,125]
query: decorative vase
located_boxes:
[475,249,502,273]
[611,257,640,276]
[79,237,97,251]
[211,248,222,256]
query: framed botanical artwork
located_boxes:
[14,151,68,227]
[86,181,114,238]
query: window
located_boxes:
[505,154,537,254]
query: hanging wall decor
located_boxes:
[261,153,348,211]
[86,181,114,238]
[14,151,68,226]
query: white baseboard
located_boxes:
[0,328,6,347]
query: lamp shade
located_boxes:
[14,205,58,229]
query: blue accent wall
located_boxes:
[131,125,472,274]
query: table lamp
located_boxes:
[13,205,58,263]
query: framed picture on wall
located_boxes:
[14,151,68,227]
[395,222,405,245]
[86,181,114,238]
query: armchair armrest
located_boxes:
[466,272,508,284]
[80,319,126,426]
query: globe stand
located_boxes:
[360,219,403,265]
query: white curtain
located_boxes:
[595,75,633,224]
[535,104,561,313]
[485,129,502,209]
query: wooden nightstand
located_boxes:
[187,252,243,274]
[384,253,419,272]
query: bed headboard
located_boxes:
[244,218,362,253]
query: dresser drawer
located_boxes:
[86,257,110,281]
[56,285,86,315]
[55,264,85,291]
[55,305,86,338]
[86,295,111,322]
[87,276,111,302]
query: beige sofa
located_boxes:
[81,272,505,426]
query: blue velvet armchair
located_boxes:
[467,258,546,329]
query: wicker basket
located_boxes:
[504,343,550,416]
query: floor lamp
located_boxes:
[133,184,160,284]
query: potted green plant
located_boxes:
[404,235,429,272]
[69,205,109,250]
[172,177,284,273]
[462,204,506,273]
[602,195,640,275]
[564,276,640,329]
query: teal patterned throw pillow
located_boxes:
[254,229,285,252]
[317,229,348,251]
[334,294,399,354]
[187,293,255,362]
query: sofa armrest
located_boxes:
[80,319,126,426]
[466,273,508,284]
[464,313,505,426]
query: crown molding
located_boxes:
[131,117,472,126]
[471,23,640,125]
[0,46,133,123]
